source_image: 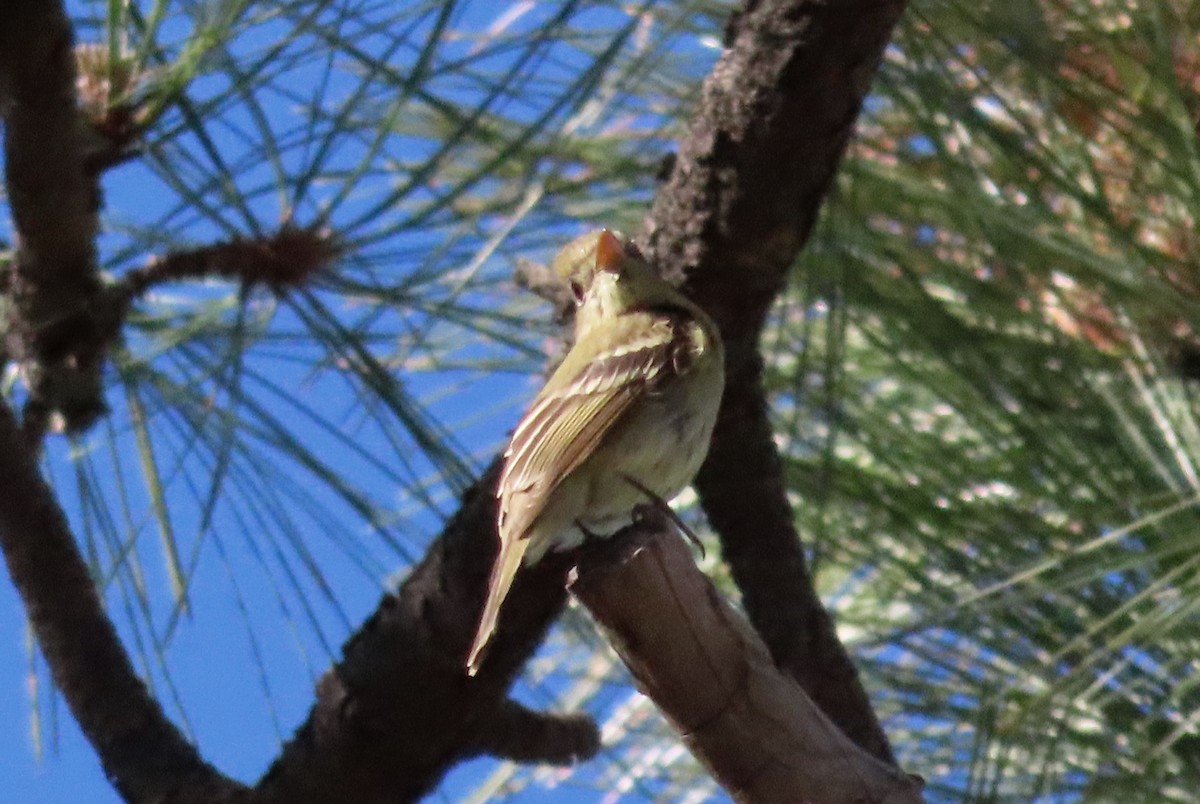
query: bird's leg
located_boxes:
[619,473,706,559]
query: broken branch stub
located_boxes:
[569,527,924,804]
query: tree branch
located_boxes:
[0,0,109,435]
[464,698,600,765]
[255,461,582,803]
[115,226,340,302]
[642,0,910,763]
[0,398,244,803]
[570,524,924,803]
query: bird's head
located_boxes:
[553,229,683,326]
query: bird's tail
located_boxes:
[466,535,530,676]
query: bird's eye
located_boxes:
[569,279,585,303]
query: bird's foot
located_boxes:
[619,473,706,559]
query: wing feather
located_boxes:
[497,317,681,541]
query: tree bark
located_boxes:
[644,0,909,763]
[0,0,111,437]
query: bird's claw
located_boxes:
[619,473,706,559]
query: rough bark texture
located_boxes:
[465,698,600,764]
[571,526,924,803]
[643,0,909,763]
[0,1,94,279]
[0,399,245,803]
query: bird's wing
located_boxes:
[497,315,682,542]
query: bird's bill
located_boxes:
[594,229,626,274]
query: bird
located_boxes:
[466,229,724,675]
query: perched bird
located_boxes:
[466,230,724,675]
